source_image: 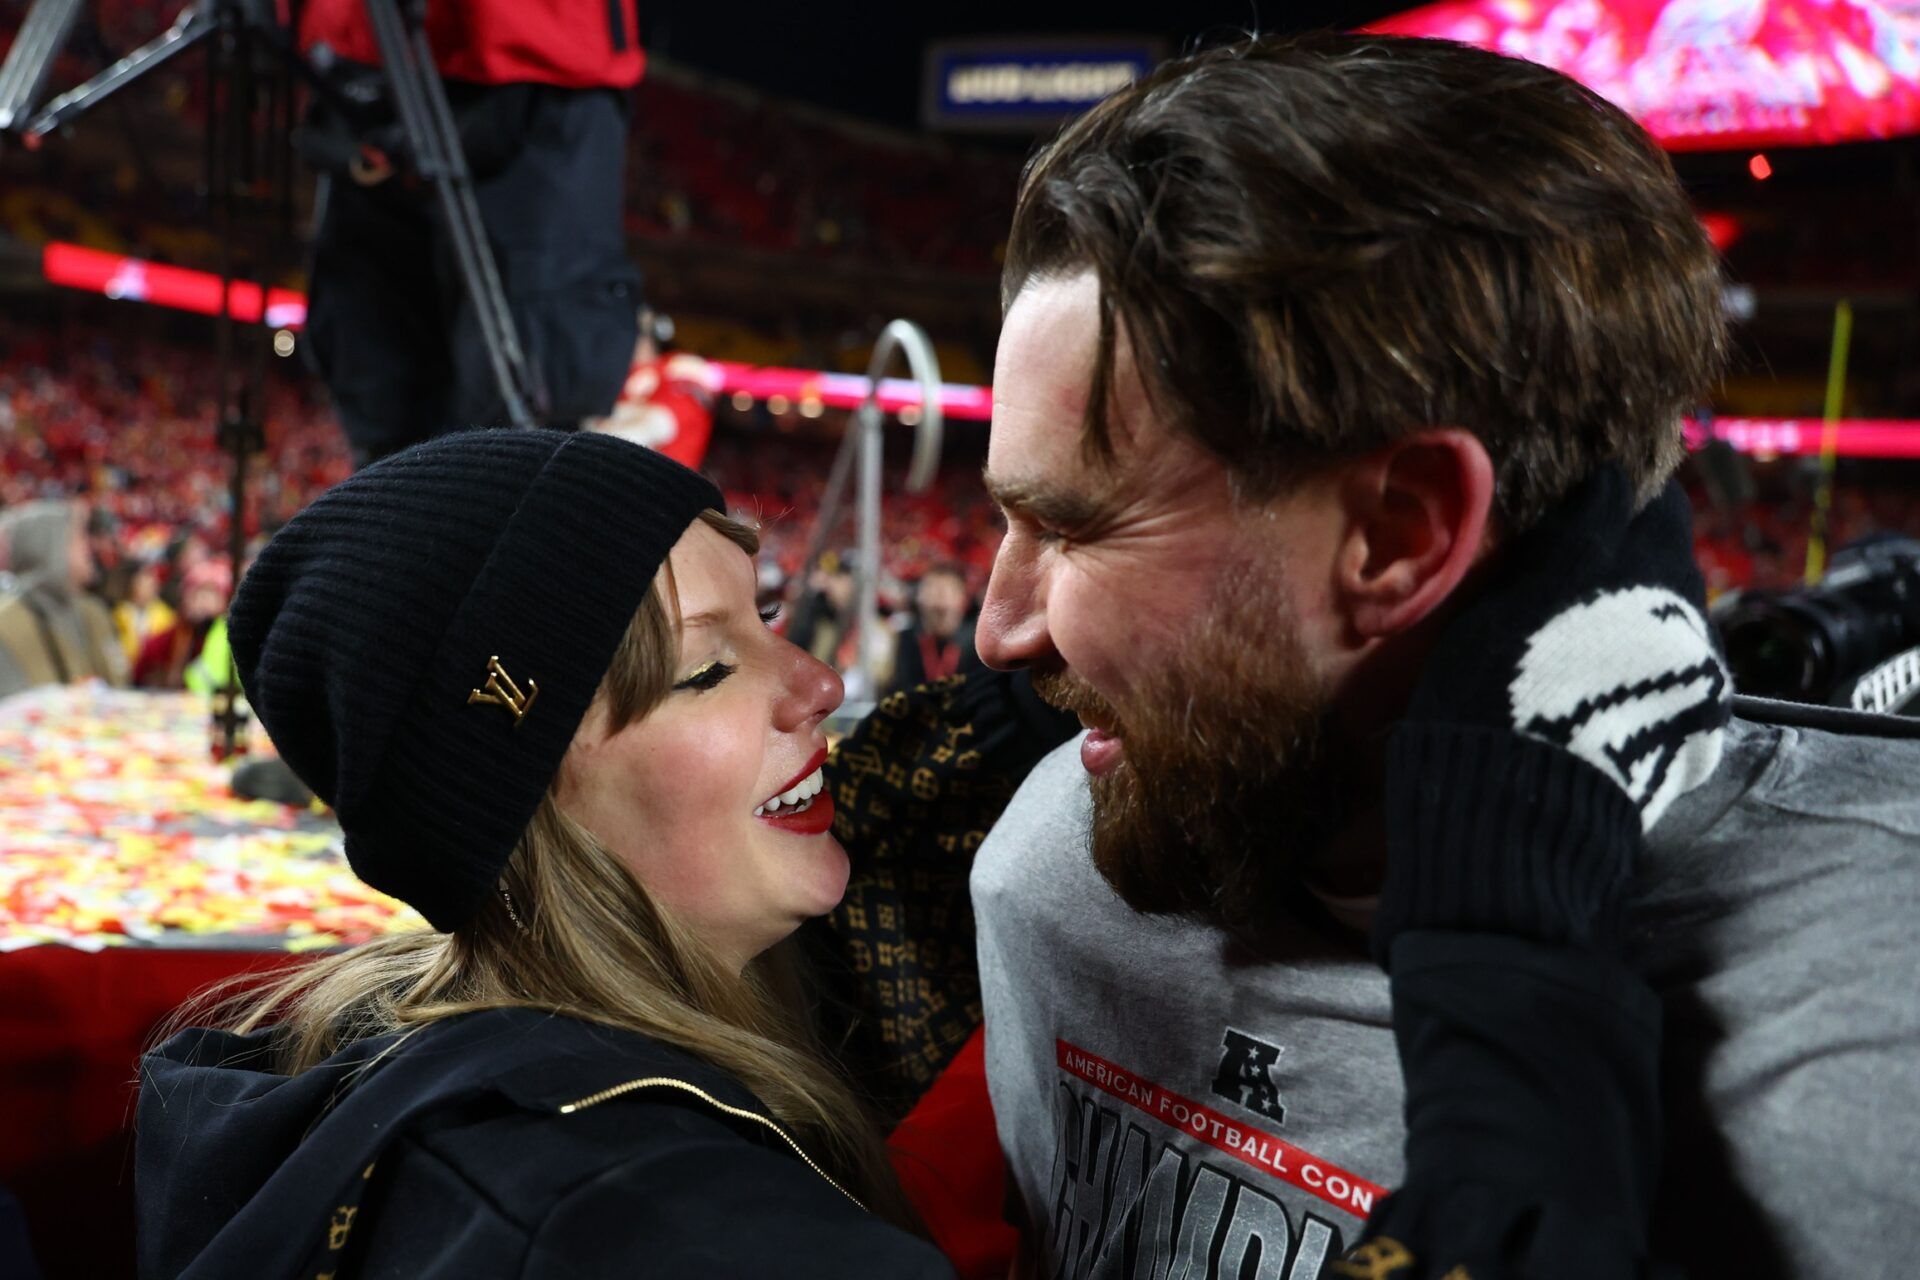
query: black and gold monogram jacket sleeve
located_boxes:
[810,668,1078,1125]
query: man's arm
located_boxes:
[1343,934,1668,1280]
[813,668,1078,1121]
[1344,468,1727,1278]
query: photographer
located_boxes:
[297,0,646,465]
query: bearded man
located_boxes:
[970,33,1920,1280]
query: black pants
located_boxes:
[305,83,641,466]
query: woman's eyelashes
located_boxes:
[673,606,780,693]
[674,659,737,693]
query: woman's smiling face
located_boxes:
[558,520,847,972]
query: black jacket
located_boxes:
[137,1007,953,1279]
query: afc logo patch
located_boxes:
[1211,1027,1287,1124]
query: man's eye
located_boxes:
[674,661,736,693]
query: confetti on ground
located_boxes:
[1,685,426,949]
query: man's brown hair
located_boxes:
[1003,32,1728,530]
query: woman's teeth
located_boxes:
[754,766,824,817]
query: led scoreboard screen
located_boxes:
[1369,0,1920,151]
[923,38,1160,132]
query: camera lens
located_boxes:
[1721,606,1829,701]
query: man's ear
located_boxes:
[1334,430,1495,641]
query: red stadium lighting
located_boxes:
[1748,153,1773,180]
[41,243,306,327]
[34,243,1920,457]
[1685,417,1920,460]
[1697,211,1742,251]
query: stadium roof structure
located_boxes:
[1367,0,1920,151]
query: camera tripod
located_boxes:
[1,0,541,754]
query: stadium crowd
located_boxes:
[0,313,1007,690]
[0,2,1016,281]
[628,68,1018,274]
[5,314,1920,698]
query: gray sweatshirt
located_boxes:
[973,711,1920,1280]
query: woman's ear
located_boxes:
[1334,430,1496,641]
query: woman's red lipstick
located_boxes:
[754,747,833,835]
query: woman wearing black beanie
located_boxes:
[133,429,952,1279]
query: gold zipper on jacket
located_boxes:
[558,1076,864,1211]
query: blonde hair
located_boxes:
[178,510,920,1231]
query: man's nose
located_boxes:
[975,553,1053,671]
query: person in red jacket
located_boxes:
[296,0,649,466]
[298,0,644,89]
[589,307,716,469]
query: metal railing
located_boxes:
[795,318,945,718]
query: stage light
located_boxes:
[272,329,295,358]
[799,397,824,418]
[1748,153,1772,180]
[730,390,754,411]
[767,394,790,416]
[898,404,922,426]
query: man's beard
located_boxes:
[1032,567,1351,946]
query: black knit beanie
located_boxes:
[229,429,723,932]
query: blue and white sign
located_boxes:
[924,38,1161,132]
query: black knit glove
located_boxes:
[1371,466,1731,966]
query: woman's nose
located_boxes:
[776,641,843,731]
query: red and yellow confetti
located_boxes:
[1,686,426,950]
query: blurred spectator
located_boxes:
[85,505,121,583]
[158,533,211,613]
[111,554,178,666]
[881,563,981,697]
[131,554,231,689]
[786,552,857,668]
[0,498,128,696]
[589,307,715,468]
